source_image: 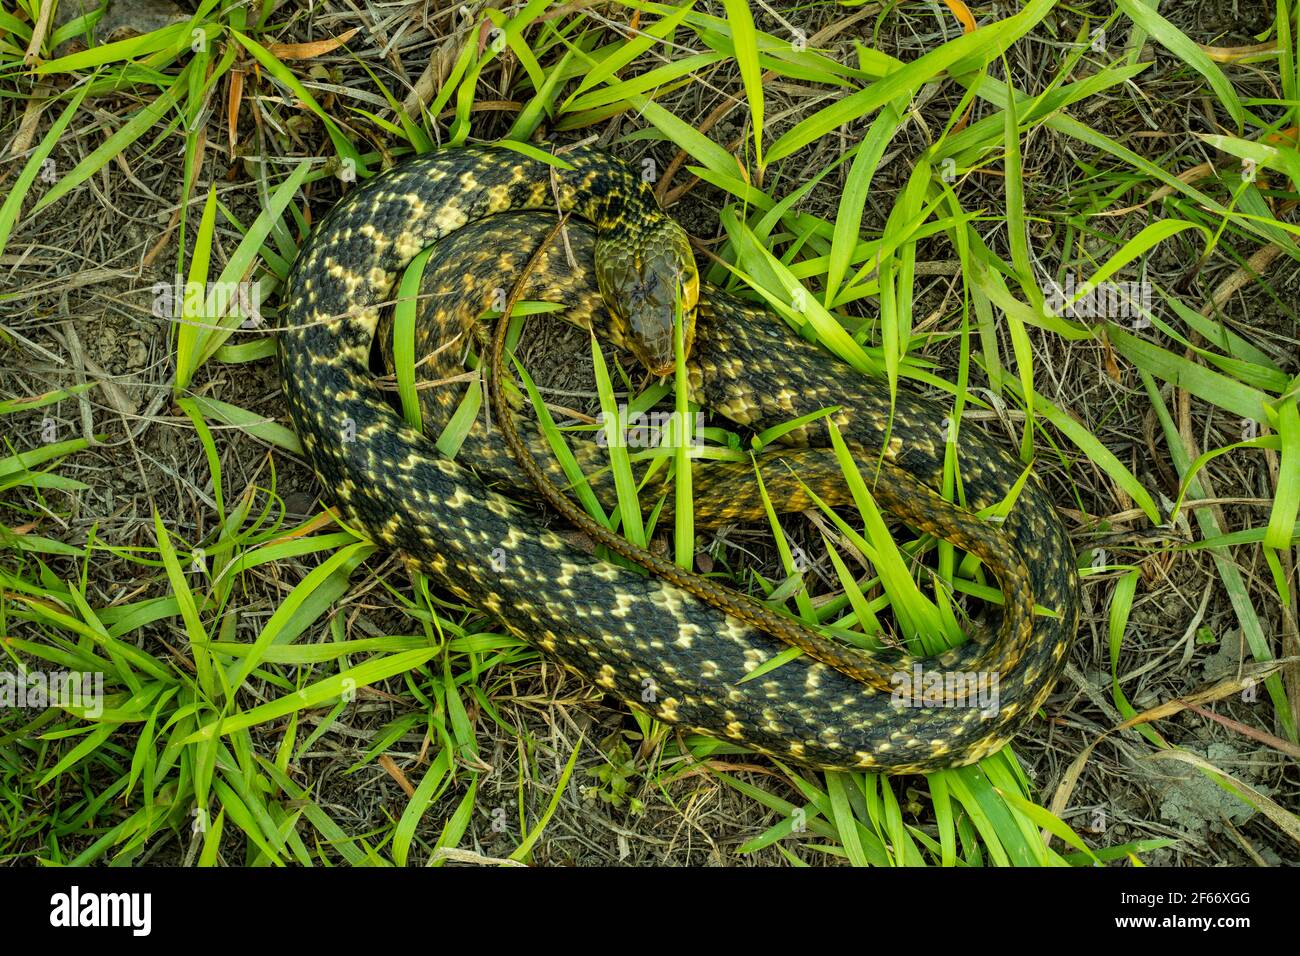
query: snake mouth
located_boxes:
[635,354,675,378]
[628,304,697,377]
[629,337,677,378]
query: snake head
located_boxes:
[595,219,699,376]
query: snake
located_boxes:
[277,142,1080,773]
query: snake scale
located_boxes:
[277,142,1080,772]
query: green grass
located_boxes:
[1,0,1298,865]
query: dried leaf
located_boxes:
[266,27,359,60]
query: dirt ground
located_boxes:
[2,0,1298,865]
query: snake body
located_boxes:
[278,144,1079,772]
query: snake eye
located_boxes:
[678,262,700,315]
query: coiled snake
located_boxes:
[277,143,1079,772]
